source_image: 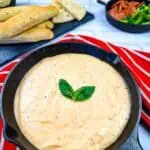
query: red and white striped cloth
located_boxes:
[0,34,149,149]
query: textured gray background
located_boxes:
[10,0,150,149]
[121,130,141,150]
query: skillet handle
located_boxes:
[3,124,19,141]
[97,0,107,5]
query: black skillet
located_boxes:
[1,43,142,150]
[97,0,150,33]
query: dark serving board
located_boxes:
[0,12,94,67]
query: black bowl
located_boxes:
[10,0,16,7]
[98,0,150,33]
[1,43,141,150]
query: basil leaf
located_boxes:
[73,86,95,101]
[59,79,96,102]
[59,79,74,99]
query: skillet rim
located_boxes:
[1,42,142,150]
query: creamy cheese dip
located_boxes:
[0,0,11,7]
[14,54,131,150]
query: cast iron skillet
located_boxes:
[1,43,141,150]
[97,0,150,33]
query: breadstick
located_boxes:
[0,5,58,39]
[0,6,34,22]
[37,20,54,29]
[0,27,54,43]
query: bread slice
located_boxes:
[52,7,74,23]
[52,0,74,23]
[0,5,58,39]
[0,26,54,43]
[57,0,87,21]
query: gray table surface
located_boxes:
[1,0,150,149]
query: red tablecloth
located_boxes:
[0,34,149,149]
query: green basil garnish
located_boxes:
[73,86,95,101]
[59,79,74,99]
[59,79,95,102]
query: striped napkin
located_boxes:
[0,34,149,149]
